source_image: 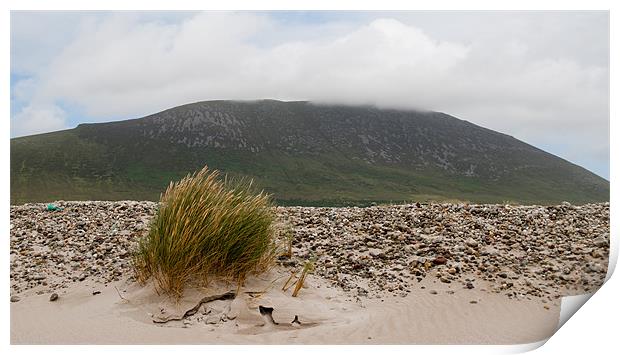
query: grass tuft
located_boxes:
[132,166,277,298]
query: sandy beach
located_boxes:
[11,271,560,344]
[9,201,609,344]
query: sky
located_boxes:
[10,11,610,179]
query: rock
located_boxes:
[593,237,608,248]
[204,315,220,324]
[227,298,243,320]
[369,249,384,258]
[429,290,438,295]
[49,293,59,301]
[588,263,604,273]
[433,256,447,265]
[10,295,20,302]
[92,290,101,295]
[7,201,610,305]
[591,249,604,258]
[280,260,297,267]
[465,238,478,247]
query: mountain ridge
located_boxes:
[10,100,609,205]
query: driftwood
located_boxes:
[152,290,236,323]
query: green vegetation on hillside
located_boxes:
[10,100,609,206]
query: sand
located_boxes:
[10,267,560,345]
[13,201,602,345]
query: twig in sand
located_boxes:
[283,275,299,292]
[236,276,244,296]
[114,286,128,301]
[244,275,287,300]
[282,270,298,291]
[291,275,306,297]
[292,261,314,297]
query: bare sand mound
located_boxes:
[11,268,559,344]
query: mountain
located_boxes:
[10,100,609,205]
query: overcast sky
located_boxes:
[10,11,609,179]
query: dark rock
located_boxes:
[279,260,297,267]
[433,256,448,265]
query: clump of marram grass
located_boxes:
[132,166,277,298]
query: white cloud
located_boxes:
[11,105,67,137]
[10,11,609,178]
[29,14,471,117]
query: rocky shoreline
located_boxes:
[10,201,609,304]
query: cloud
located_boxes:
[10,11,609,178]
[25,14,471,118]
[11,105,67,137]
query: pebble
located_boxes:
[465,238,478,247]
[8,201,609,303]
[433,256,448,265]
[205,315,220,324]
[49,293,59,302]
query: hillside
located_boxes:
[10,100,609,205]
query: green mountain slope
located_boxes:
[10,100,609,205]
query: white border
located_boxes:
[3,1,616,355]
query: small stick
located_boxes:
[283,276,299,292]
[292,261,315,297]
[292,273,306,297]
[236,275,245,296]
[114,286,128,301]
[282,270,298,291]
